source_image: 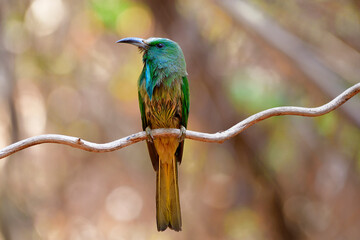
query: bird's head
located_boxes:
[117,37,187,75]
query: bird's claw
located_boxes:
[145,127,154,143]
[178,126,186,142]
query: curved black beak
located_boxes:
[116,37,148,49]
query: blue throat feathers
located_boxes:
[145,62,154,100]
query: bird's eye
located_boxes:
[156,43,164,48]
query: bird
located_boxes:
[117,37,189,232]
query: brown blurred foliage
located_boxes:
[0,0,360,239]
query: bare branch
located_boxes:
[0,83,359,159]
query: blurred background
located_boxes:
[0,0,360,239]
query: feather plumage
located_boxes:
[120,37,189,231]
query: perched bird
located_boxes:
[117,37,189,231]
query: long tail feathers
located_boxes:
[156,156,182,231]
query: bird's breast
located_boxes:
[140,78,182,129]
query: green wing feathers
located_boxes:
[181,76,189,128]
[175,76,189,164]
[138,90,147,130]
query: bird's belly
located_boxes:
[148,95,180,163]
[145,84,182,129]
[144,84,182,163]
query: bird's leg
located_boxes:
[145,126,154,143]
[178,125,186,142]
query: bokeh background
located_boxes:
[1,0,360,239]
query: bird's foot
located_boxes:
[145,127,154,143]
[178,126,186,142]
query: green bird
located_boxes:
[117,37,189,231]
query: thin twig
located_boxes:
[0,83,359,159]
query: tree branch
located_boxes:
[0,83,359,159]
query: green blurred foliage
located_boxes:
[227,68,286,114]
[90,0,131,30]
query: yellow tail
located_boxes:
[156,156,182,231]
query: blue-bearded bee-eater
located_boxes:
[117,37,189,231]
